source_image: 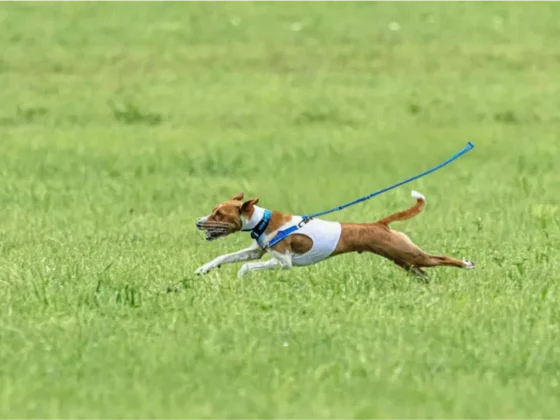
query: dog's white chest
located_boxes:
[284,217,342,266]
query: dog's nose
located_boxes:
[196,217,207,230]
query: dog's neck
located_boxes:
[241,205,266,231]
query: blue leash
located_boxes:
[266,141,474,248]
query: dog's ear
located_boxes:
[232,192,244,201]
[240,198,259,214]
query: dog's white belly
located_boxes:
[288,217,342,266]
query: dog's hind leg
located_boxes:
[382,230,474,271]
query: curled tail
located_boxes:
[377,190,426,226]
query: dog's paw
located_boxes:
[463,259,475,269]
[237,264,249,279]
[195,264,213,276]
[411,266,430,282]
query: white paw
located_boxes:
[463,259,475,269]
[237,264,249,278]
[195,263,213,276]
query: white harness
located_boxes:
[244,207,342,267]
[278,216,342,266]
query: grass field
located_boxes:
[1,2,560,418]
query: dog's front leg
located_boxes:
[195,243,265,276]
[237,251,292,278]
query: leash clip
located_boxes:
[298,216,312,228]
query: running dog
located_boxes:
[195,191,474,280]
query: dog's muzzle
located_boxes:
[196,217,229,241]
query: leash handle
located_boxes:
[303,141,475,219]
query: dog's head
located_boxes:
[196,192,259,241]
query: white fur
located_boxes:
[463,259,475,269]
[241,205,266,230]
[237,259,280,278]
[411,190,425,201]
[195,243,265,275]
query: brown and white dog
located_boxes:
[195,191,474,280]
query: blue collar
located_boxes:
[248,209,272,244]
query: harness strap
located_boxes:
[266,217,311,248]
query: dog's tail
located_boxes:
[377,190,425,226]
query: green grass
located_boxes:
[1,2,560,418]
